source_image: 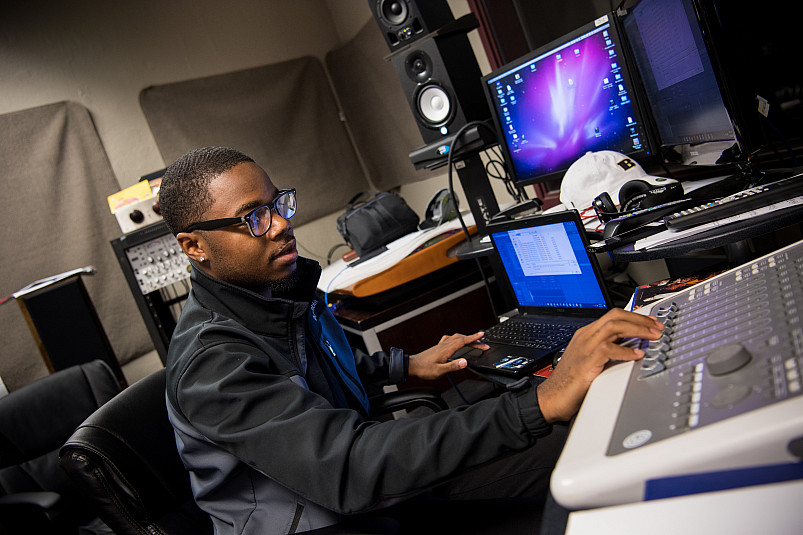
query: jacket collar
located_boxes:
[189,257,322,336]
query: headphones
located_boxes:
[593,180,684,223]
[419,188,457,229]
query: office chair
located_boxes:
[0,359,121,535]
[59,367,449,535]
[59,368,213,535]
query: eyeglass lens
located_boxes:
[247,190,297,236]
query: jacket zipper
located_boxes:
[310,299,366,408]
[288,502,304,533]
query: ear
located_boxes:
[176,232,208,264]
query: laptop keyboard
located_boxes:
[482,317,579,350]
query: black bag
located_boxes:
[336,191,419,258]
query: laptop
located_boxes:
[452,210,612,377]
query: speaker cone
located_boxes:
[417,85,451,125]
[379,0,408,26]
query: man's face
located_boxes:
[192,162,298,295]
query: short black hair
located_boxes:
[159,147,255,235]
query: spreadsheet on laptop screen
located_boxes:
[491,221,608,309]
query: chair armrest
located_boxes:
[0,491,73,528]
[0,490,61,509]
[368,387,449,418]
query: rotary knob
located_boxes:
[709,384,751,409]
[129,209,145,223]
[706,343,752,376]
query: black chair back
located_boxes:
[0,359,121,534]
[59,368,452,535]
[60,368,212,535]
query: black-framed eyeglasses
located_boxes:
[182,189,296,237]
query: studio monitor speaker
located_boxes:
[16,274,126,386]
[368,0,454,50]
[390,32,490,144]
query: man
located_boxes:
[159,146,663,534]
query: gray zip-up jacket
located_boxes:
[165,258,552,534]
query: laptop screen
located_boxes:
[491,218,609,310]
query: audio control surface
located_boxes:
[551,239,803,509]
[610,246,802,454]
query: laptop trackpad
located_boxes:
[452,346,540,375]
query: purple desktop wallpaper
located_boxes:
[491,26,643,182]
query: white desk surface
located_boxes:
[565,479,803,535]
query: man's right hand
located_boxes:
[536,308,664,423]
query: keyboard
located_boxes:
[483,317,577,349]
[664,172,803,230]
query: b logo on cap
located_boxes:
[617,158,636,171]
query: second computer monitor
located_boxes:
[622,0,735,148]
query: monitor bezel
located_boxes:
[481,12,659,188]
[620,0,736,149]
[687,0,755,158]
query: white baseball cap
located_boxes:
[559,151,676,210]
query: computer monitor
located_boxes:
[621,0,735,148]
[691,0,800,160]
[481,13,656,188]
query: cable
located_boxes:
[446,120,501,241]
[294,241,327,264]
[446,372,470,405]
[482,144,529,203]
[484,157,506,181]
[445,120,502,321]
[656,154,676,181]
[324,265,351,308]
[758,113,800,167]
[484,155,523,202]
[326,243,351,265]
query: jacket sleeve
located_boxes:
[352,347,407,387]
[174,341,552,516]
[315,300,406,388]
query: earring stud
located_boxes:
[199,256,205,262]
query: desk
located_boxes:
[610,201,803,263]
[565,480,803,535]
[330,261,498,355]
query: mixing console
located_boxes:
[551,239,803,508]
